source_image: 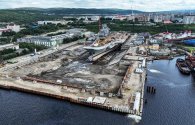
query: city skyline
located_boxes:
[0,0,195,12]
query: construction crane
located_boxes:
[129,0,135,33]
[99,16,102,32]
[130,0,135,22]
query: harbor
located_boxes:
[0,32,147,119]
[1,28,195,121]
[1,2,195,124]
[1,24,195,120]
[1,28,194,120]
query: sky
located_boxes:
[0,0,195,12]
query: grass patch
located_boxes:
[177,44,195,53]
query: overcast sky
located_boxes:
[0,0,195,12]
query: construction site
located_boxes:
[0,32,147,119]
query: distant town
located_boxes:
[1,9,195,61]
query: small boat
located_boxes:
[176,58,191,75]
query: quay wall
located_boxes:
[0,83,136,115]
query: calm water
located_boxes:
[1,57,195,125]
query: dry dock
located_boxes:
[0,33,147,119]
[0,58,146,117]
[0,70,145,115]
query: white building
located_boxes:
[0,23,20,35]
[17,36,57,47]
[83,31,94,38]
[88,16,100,21]
[113,15,127,21]
[150,39,159,44]
[154,15,163,23]
[6,24,20,32]
[183,15,195,24]
[17,29,82,47]
[37,20,71,25]
[17,28,83,47]
[162,15,172,21]
[127,15,135,21]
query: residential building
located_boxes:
[183,15,195,24]
[154,15,163,23]
[162,15,172,21]
[127,15,135,21]
[136,15,149,22]
[171,17,183,23]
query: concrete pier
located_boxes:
[0,75,132,114]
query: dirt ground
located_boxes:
[34,61,126,93]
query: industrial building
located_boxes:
[17,29,83,47]
[149,38,162,44]
[37,20,72,25]
[17,36,57,47]
[133,36,145,45]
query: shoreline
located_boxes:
[0,59,146,117]
[0,79,141,115]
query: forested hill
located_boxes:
[10,8,143,15]
[0,8,143,24]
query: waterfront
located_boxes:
[0,57,195,125]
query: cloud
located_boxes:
[0,0,195,12]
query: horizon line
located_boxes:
[0,7,194,13]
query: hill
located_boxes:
[12,8,143,15]
[0,8,143,24]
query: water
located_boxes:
[1,57,195,125]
